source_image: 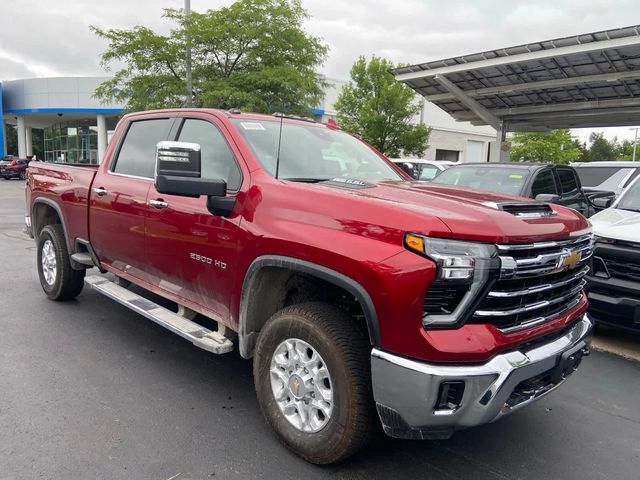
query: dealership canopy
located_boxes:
[392,25,640,133]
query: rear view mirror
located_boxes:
[535,193,561,203]
[155,141,227,198]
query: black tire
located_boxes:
[3,176,9,180]
[37,224,85,300]
[253,302,375,464]
[19,170,26,180]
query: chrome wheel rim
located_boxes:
[270,338,333,433]
[41,239,57,286]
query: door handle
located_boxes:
[149,199,169,209]
[92,187,108,196]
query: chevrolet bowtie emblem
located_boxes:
[559,249,581,270]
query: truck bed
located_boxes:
[27,161,98,247]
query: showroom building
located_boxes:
[1,76,496,164]
[0,77,124,163]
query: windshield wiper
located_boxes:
[283,177,332,183]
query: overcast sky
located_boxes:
[1,0,639,143]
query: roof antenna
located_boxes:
[274,104,285,179]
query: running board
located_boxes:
[85,275,233,354]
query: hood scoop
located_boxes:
[482,201,556,218]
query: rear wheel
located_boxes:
[19,170,26,180]
[253,302,375,464]
[37,224,85,300]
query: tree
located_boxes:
[585,132,618,161]
[334,55,430,158]
[3,124,44,158]
[570,138,588,161]
[92,0,328,115]
[618,139,636,160]
[509,129,581,164]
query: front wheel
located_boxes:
[37,224,85,300]
[253,302,375,464]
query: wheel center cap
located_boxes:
[288,374,305,399]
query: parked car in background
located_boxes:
[392,159,456,181]
[0,155,15,171]
[430,162,614,217]
[1,158,30,180]
[572,161,640,197]
[586,175,640,332]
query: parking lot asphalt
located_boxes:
[1,179,639,480]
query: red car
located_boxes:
[25,109,593,464]
[2,157,30,180]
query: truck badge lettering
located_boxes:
[190,253,227,269]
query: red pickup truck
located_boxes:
[25,108,593,464]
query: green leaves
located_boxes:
[510,130,581,165]
[334,55,430,158]
[92,0,327,114]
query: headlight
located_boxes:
[404,233,500,328]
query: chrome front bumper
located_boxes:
[371,314,593,439]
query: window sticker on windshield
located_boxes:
[509,174,523,179]
[240,122,265,131]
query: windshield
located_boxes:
[231,119,402,182]
[617,178,640,212]
[431,166,528,196]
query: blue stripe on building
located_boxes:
[5,108,124,114]
[0,83,5,157]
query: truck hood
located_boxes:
[589,207,640,243]
[317,179,589,243]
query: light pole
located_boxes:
[631,127,639,162]
[185,0,193,108]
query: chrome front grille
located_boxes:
[472,234,593,333]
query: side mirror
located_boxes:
[592,196,613,209]
[398,162,417,179]
[535,193,561,203]
[155,141,226,198]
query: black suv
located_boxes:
[430,162,615,217]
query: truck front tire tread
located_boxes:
[253,302,376,464]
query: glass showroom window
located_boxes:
[44,119,115,164]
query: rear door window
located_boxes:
[531,170,558,197]
[419,165,439,181]
[112,118,173,178]
[557,168,579,194]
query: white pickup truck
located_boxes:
[586,175,640,332]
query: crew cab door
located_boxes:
[90,117,174,278]
[145,116,245,321]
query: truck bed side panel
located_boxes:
[27,162,97,248]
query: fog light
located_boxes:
[435,381,465,412]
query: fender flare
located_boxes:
[31,197,72,250]
[238,255,381,358]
